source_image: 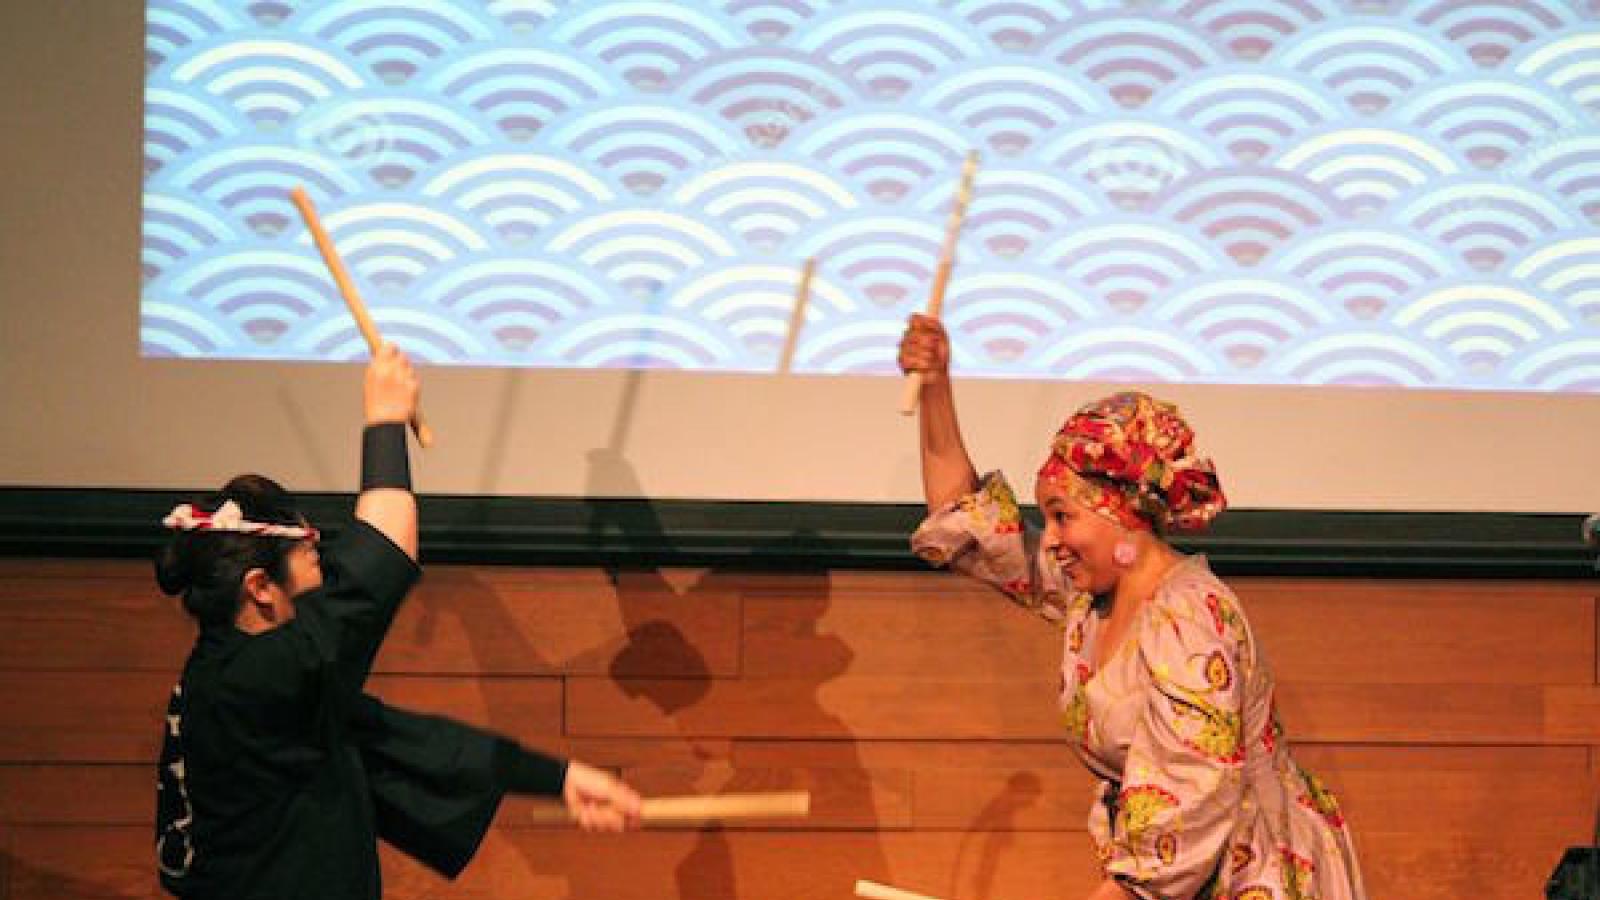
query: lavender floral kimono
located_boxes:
[913,473,1366,900]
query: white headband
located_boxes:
[161,501,317,541]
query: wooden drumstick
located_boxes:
[778,257,817,375]
[643,790,809,823]
[288,186,435,448]
[855,879,949,900]
[899,150,979,416]
[527,790,811,827]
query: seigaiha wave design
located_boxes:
[142,0,1600,390]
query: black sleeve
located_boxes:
[353,695,566,879]
[198,523,420,800]
[297,519,421,686]
[220,520,419,741]
[490,737,568,797]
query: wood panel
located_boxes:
[0,566,741,678]
[542,736,736,770]
[1543,685,1600,743]
[1356,827,1582,900]
[355,675,565,746]
[389,829,1104,900]
[737,575,1599,687]
[0,575,192,670]
[1274,682,1551,744]
[4,823,1584,900]
[0,672,564,762]
[729,741,1598,839]
[5,827,161,899]
[6,563,1589,684]
[0,559,1593,900]
[566,676,1063,740]
[3,826,1102,900]
[571,676,1584,744]
[0,766,150,826]
[1237,579,1596,685]
[374,567,742,677]
[734,738,1078,771]
[0,560,147,579]
[7,744,1585,839]
[1289,745,1593,840]
[0,672,173,763]
[532,764,910,830]
[741,588,1058,682]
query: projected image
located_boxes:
[142,1,1600,389]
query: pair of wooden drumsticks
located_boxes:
[288,151,980,446]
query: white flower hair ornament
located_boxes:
[161,501,318,541]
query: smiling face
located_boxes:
[1035,473,1133,596]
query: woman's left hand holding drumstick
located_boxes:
[288,186,435,448]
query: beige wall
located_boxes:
[3,3,1599,514]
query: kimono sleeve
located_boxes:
[310,520,421,679]
[909,471,1073,624]
[354,695,507,879]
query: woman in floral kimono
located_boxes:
[899,315,1366,900]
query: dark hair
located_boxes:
[154,474,307,627]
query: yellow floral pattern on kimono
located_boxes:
[1119,784,1178,845]
[911,472,1073,623]
[1281,848,1318,900]
[1062,662,1091,740]
[1162,677,1245,765]
[1296,770,1346,829]
[911,472,1368,900]
[1114,784,1182,877]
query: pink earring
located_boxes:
[1112,540,1138,567]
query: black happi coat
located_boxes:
[155,522,558,899]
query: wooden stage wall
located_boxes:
[0,558,1594,899]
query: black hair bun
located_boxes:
[154,540,193,596]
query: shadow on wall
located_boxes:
[584,442,889,899]
[1,847,151,899]
[957,771,1044,899]
[378,449,888,896]
[372,362,894,897]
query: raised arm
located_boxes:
[355,342,419,559]
[902,317,1069,620]
[899,313,978,511]
[304,342,423,682]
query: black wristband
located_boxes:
[492,738,568,797]
[360,422,412,491]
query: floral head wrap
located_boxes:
[1037,392,1226,533]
